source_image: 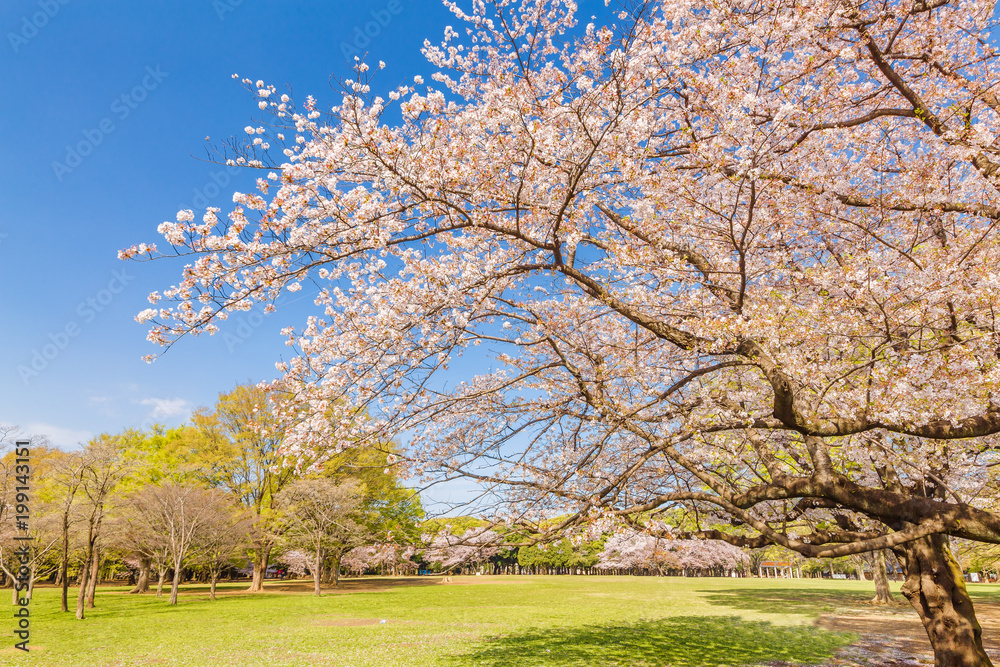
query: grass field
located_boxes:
[0,575,981,667]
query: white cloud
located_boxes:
[19,421,93,449]
[137,397,193,422]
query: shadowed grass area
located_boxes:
[701,580,1000,617]
[701,586,879,616]
[1,576,863,666]
[454,615,853,667]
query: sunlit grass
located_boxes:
[0,576,895,666]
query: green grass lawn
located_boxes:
[0,576,919,667]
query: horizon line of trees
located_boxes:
[4,396,997,614]
[0,384,421,616]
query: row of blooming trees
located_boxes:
[130,0,1000,662]
[596,527,748,577]
[322,524,751,577]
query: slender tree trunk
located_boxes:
[85,551,100,608]
[871,550,896,605]
[60,515,70,613]
[247,544,271,593]
[332,553,342,587]
[156,567,167,597]
[76,550,92,620]
[210,570,219,600]
[313,550,323,596]
[892,535,993,667]
[128,557,150,594]
[169,560,182,605]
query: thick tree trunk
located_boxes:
[128,557,150,594]
[893,535,993,667]
[210,571,218,600]
[871,550,896,605]
[247,545,271,593]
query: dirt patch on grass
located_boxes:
[811,601,1000,666]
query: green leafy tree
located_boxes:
[191,384,295,592]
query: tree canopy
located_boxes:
[128,0,1000,662]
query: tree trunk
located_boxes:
[853,558,865,582]
[332,553,342,587]
[210,570,218,600]
[128,557,150,594]
[85,552,99,608]
[76,551,91,620]
[247,544,271,593]
[893,535,993,667]
[169,562,181,605]
[313,550,323,596]
[871,550,896,605]
[156,567,167,597]
[60,515,70,613]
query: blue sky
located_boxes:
[0,0,476,448]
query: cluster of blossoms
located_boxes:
[596,527,748,573]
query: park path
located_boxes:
[805,601,1000,666]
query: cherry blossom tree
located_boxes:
[130,0,1000,663]
[596,526,747,575]
[276,548,311,578]
[596,529,680,574]
[342,543,418,575]
[423,528,501,572]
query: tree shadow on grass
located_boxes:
[451,616,855,667]
[699,587,884,617]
